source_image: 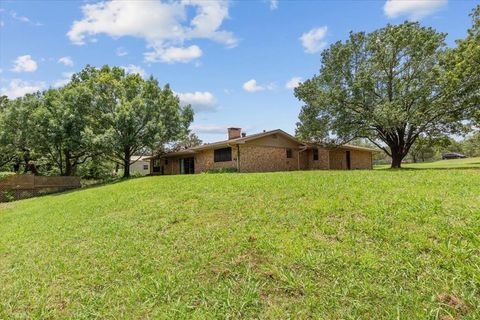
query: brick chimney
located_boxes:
[228,127,242,140]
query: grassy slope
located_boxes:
[1,169,479,319]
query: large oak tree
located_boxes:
[295,22,473,168]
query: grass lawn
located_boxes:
[1,168,479,318]
[375,156,480,170]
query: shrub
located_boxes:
[202,167,238,174]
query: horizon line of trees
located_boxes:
[0,65,195,178]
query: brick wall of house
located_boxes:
[328,148,372,170]
[350,149,372,169]
[157,157,180,175]
[153,139,373,175]
[194,148,239,173]
[304,148,330,170]
[329,149,347,170]
[238,144,299,173]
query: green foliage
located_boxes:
[0,172,15,182]
[0,94,41,173]
[0,65,193,178]
[1,169,479,318]
[462,132,480,157]
[443,5,480,125]
[202,167,238,174]
[77,66,193,177]
[295,20,475,168]
[170,132,203,152]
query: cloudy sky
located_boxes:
[0,0,476,142]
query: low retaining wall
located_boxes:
[0,175,81,202]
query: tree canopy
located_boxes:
[0,65,193,177]
[295,13,478,168]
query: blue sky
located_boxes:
[0,0,477,142]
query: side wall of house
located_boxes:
[194,148,239,173]
[328,148,372,170]
[350,150,372,169]
[304,148,330,170]
[238,144,299,173]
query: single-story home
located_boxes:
[148,128,375,175]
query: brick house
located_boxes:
[148,128,375,175]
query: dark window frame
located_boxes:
[313,148,319,161]
[214,147,232,162]
[286,148,293,158]
[143,164,149,170]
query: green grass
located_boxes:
[1,168,479,319]
[375,157,480,170]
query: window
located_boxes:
[286,148,293,158]
[313,148,319,161]
[214,147,232,162]
[143,164,149,170]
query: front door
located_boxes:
[346,151,351,170]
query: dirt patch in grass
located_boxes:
[438,293,468,314]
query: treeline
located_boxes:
[0,66,193,178]
[365,133,480,164]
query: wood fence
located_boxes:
[0,175,81,202]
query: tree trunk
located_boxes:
[64,150,74,176]
[390,150,404,169]
[23,152,30,173]
[123,147,131,178]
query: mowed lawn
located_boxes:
[375,157,480,170]
[1,168,479,319]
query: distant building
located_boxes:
[129,156,151,176]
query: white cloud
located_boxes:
[242,79,274,93]
[116,47,128,56]
[177,91,217,112]
[10,11,42,26]
[191,124,228,134]
[53,72,74,88]
[11,55,38,72]
[285,77,302,90]
[11,11,31,23]
[67,0,237,64]
[58,56,74,66]
[121,64,146,78]
[384,0,447,20]
[270,0,278,10]
[1,79,45,99]
[300,26,328,54]
[145,45,202,63]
